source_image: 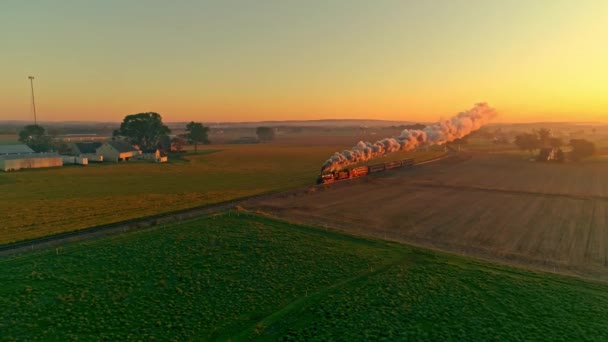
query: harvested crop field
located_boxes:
[245,153,608,281]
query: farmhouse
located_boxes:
[0,144,63,171]
[96,141,140,162]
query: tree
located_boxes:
[114,112,170,150]
[514,132,540,155]
[570,139,595,161]
[554,148,565,162]
[157,135,171,152]
[548,137,564,149]
[256,127,275,142]
[51,139,71,154]
[18,125,52,152]
[185,121,210,152]
[536,128,551,147]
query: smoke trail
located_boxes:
[321,103,496,172]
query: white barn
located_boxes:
[96,141,140,162]
[0,145,63,171]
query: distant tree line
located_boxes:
[513,128,595,161]
[112,113,210,153]
[113,112,171,150]
[256,127,275,142]
[18,125,71,153]
[388,123,427,130]
[569,139,596,161]
[18,125,52,152]
[17,112,214,155]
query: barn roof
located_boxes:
[105,141,138,153]
[0,153,59,161]
[0,144,35,155]
[74,142,102,154]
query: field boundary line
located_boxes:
[414,182,608,201]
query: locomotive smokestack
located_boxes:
[321,103,496,172]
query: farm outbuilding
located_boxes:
[138,148,160,160]
[137,148,168,162]
[62,155,88,165]
[0,144,63,171]
[96,141,140,162]
[67,142,103,161]
[0,154,63,171]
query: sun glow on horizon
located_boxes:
[1,1,607,123]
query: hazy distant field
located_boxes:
[247,152,608,280]
[2,214,607,340]
[0,137,443,244]
[0,134,18,145]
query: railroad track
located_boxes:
[0,153,459,258]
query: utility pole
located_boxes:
[28,76,37,125]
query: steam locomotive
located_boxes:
[317,158,415,184]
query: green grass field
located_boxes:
[0,143,443,245]
[1,214,607,340]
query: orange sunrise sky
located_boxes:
[1,0,607,123]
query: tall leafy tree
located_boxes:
[570,139,595,161]
[157,135,172,152]
[115,112,170,150]
[536,128,551,147]
[548,137,564,149]
[514,132,540,156]
[18,124,52,152]
[185,121,210,152]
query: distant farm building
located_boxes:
[137,148,168,163]
[66,142,103,162]
[0,145,63,171]
[57,134,108,142]
[61,155,88,165]
[96,141,140,162]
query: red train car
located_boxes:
[349,166,369,178]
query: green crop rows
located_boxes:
[2,214,608,340]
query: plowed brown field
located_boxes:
[245,153,608,281]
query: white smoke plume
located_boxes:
[321,103,496,172]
